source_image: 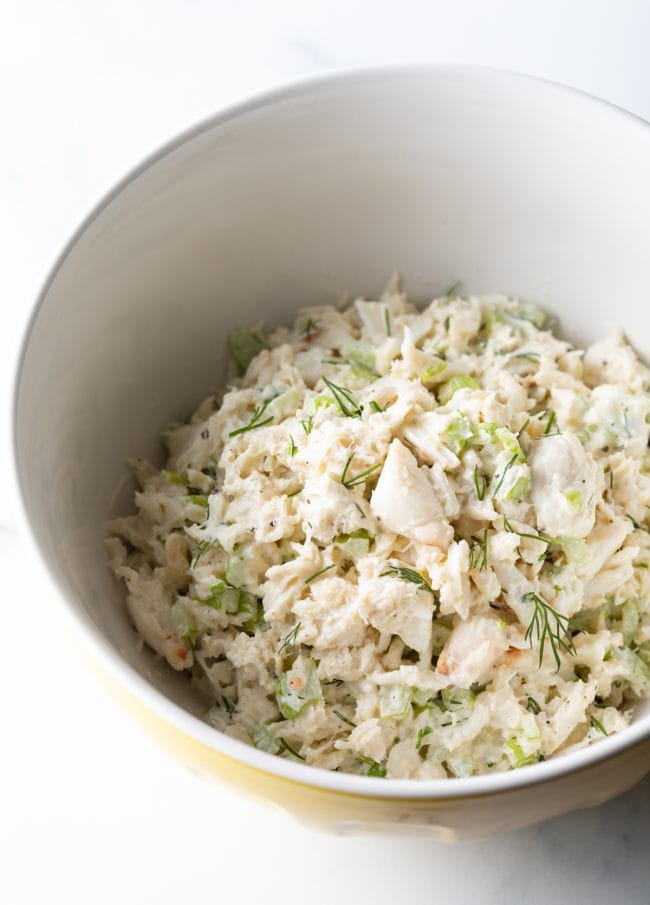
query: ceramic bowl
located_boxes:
[12,65,650,840]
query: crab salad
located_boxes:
[107,280,650,779]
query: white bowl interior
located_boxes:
[15,67,650,739]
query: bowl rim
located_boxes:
[11,62,650,800]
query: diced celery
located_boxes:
[521,713,541,740]
[503,302,546,330]
[275,658,323,719]
[247,724,281,755]
[271,388,300,418]
[334,529,373,558]
[564,488,583,511]
[221,587,238,613]
[411,687,439,709]
[378,684,412,720]
[228,327,267,375]
[552,536,590,567]
[495,427,525,462]
[196,579,227,609]
[186,494,209,509]
[637,641,650,669]
[615,600,640,646]
[441,687,475,712]
[170,600,197,642]
[341,343,379,379]
[420,358,447,385]
[358,756,387,777]
[238,591,264,635]
[431,621,452,656]
[438,374,480,404]
[610,646,650,696]
[313,394,334,411]
[469,421,497,450]
[506,475,529,502]
[226,553,247,587]
[504,738,538,768]
[162,469,188,485]
[443,415,474,456]
[445,757,474,777]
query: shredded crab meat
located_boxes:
[107,281,650,779]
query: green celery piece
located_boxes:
[438,374,480,405]
[552,536,590,567]
[247,724,281,755]
[445,756,475,777]
[341,343,379,379]
[334,528,374,558]
[275,659,323,719]
[226,553,247,587]
[228,327,268,375]
[271,388,300,419]
[196,579,227,609]
[238,592,264,635]
[564,488,583,511]
[420,359,447,385]
[495,427,525,462]
[504,738,538,768]
[187,494,209,509]
[506,475,529,502]
[170,600,197,642]
[441,687,474,712]
[443,415,474,456]
[378,684,412,720]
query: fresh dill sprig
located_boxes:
[340,454,382,489]
[287,435,297,457]
[380,566,438,604]
[191,538,219,567]
[516,418,530,440]
[469,529,488,571]
[492,452,519,498]
[369,400,383,413]
[353,501,366,519]
[286,487,302,498]
[333,710,357,728]
[526,695,541,714]
[305,563,336,584]
[590,715,608,736]
[278,737,306,760]
[626,513,648,532]
[301,317,319,340]
[473,465,487,501]
[503,515,553,545]
[544,410,557,435]
[357,756,387,777]
[229,400,273,437]
[218,694,238,715]
[301,415,315,434]
[384,306,391,336]
[416,726,432,749]
[322,377,363,417]
[522,591,576,672]
[512,352,540,363]
[445,281,462,298]
[277,622,302,653]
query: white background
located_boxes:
[2,2,649,902]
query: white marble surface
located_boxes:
[2,2,649,902]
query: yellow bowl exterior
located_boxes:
[105,671,650,841]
